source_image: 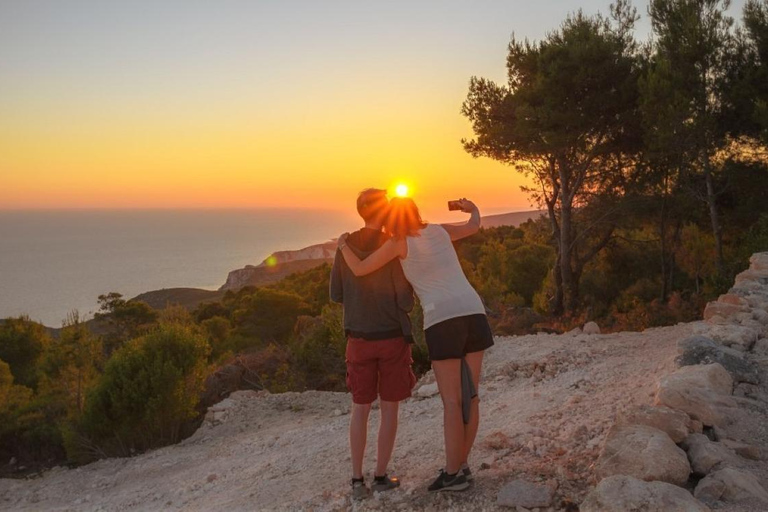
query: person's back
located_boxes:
[329,188,415,500]
[399,223,485,330]
[331,227,413,339]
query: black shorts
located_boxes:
[424,314,494,361]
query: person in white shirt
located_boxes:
[337,197,493,493]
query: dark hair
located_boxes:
[356,188,389,222]
[385,197,427,239]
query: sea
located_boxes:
[0,209,361,327]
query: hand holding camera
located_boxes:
[447,198,476,213]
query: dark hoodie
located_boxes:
[329,228,414,341]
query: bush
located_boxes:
[74,323,210,460]
[0,316,50,389]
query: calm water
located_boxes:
[0,209,358,327]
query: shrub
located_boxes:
[74,323,210,460]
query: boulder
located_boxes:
[721,439,762,460]
[695,468,768,504]
[617,405,692,444]
[654,364,737,427]
[706,324,759,352]
[583,321,601,335]
[703,301,746,321]
[660,363,733,395]
[581,475,711,512]
[676,336,760,385]
[681,434,734,476]
[750,252,768,272]
[596,424,691,486]
[753,338,768,356]
[718,294,749,306]
[496,479,555,509]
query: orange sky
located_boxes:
[0,1,570,217]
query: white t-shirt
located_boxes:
[399,224,486,329]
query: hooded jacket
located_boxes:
[329,228,414,341]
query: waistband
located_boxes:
[346,328,414,343]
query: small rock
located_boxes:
[583,321,601,335]
[207,474,217,483]
[581,475,711,512]
[497,479,555,509]
[567,327,582,336]
[415,382,439,397]
[695,467,768,504]
[332,408,342,417]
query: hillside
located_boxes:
[3,258,768,512]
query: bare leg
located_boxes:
[350,402,372,479]
[375,400,399,476]
[461,350,484,465]
[432,359,463,474]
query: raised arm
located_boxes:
[337,235,406,277]
[441,199,481,241]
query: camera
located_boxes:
[448,200,463,211]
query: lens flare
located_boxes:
[395,184,409,197]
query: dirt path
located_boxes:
[2,322,766,511]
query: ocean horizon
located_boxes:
[0,208,362,327]
[1,206,530,327]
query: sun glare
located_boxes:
[395,184,410,197]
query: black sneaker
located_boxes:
[461,464,474,482]
[372,474,401,492]
[427,469,470,492]
[351,478,370,501]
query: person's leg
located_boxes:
[346,337,378,481]
[375,338,415,478]
[461,350,484,466]
[375,400,399,476]
[350,402,372,479]
[432,358,464,474]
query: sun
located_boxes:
[394,183,409,197]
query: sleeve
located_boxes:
[329,248,344,303]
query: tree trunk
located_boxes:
[558,167,576,314]
[703,158,724,274]
[546,200,564,315]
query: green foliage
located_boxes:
[94,292,158,355]
[270,263,332,315]
[0,316,50,389]
[39,312,102,416]
[231,288,313,341]
[289,304,347,391]
[75,323,210,460]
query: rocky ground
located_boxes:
[2,255,768,511]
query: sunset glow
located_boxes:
[0,1,611,217]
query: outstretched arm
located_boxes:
[441,199,481,241]
[337,236,406,276]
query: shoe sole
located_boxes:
[429,481,470,492]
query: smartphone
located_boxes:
[448,200,462,211]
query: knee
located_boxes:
[352,403,372,417]
[441,395,462,410]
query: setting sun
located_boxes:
[394,184,410,197]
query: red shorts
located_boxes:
[345,336,416,405]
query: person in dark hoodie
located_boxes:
[330,188,416,501]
